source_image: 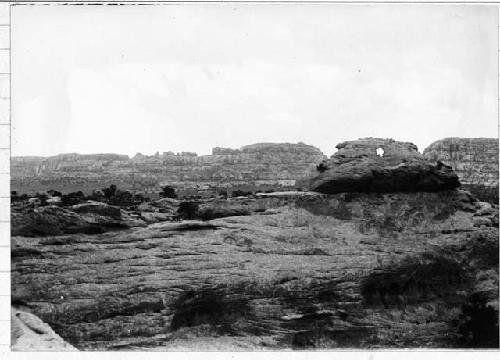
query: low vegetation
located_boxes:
[462,184,498,205]
[159,185,177,199]
[455,292,499,348]
[360,253,471,307]
[170,286,252,335]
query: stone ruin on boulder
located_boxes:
[310,138,460,194]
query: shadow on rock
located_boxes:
[170,286,253,336]
[360,252,472,307]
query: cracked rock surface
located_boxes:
[11,190,499,350]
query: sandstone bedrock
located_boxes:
[11,190,499,350]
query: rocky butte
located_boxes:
[423,138,499,187]
[310,138,460,193]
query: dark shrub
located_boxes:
[170,287,251,335]
[12,221,63,237]
[361,253,471,307]
[462,184,499,205]
[64,224,107,235]
[39,237,78,246]
[197,207,250,221]
[468,231,499,269]
[85,190,104,202]
[160,186,177,199]
[433,202,457,220]
[330,201,352,220]
[98,185,138,207]
[93,184,146,207]
[177,201,199,220]
[11,296,29,307]
[170,223,218,231]
[61,191,85,206]
[47,190,62,197]
[231,190,252,197]
[456,292,499,348]
[11,247,43,258]
[11,192,28,203]
[107,190,134,207]
[35,193,48,206]
[11,191,18,202]
[342,192,360,202]
[102,184,117,199]
[291,326,374,349]
[316,161,329,173]
[132,193,149,203]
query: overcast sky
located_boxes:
[11,4,498,157]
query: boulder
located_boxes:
[476,202,495,216]
[71,201,122,220]
[119,211,148,228]
[11,307,77,351]
[11,205,126,237]
[473,216,493,227]
[472,201,498,228]
[12,206,92,237]
[140,212,175,223]
[46,196,62,205]
[151,197,180,210]
[197,206,250,221]
[310,138,460,194]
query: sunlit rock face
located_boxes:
[11,143,326,194]
[310,138,460,194]
[11,307,77,351]
[423,138,499,187]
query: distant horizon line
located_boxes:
[10,136,498,159]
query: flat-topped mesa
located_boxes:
[423,138,499,187]
[212,147,241,155]
[212,142,324,156]
[310,138,460,194]
[10,153,131,175]
[11,142,326,193]
[241,142,324,155]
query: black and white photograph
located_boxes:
[7,1,500,352]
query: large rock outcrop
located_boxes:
[11,143,326,194]
[10,202,138,237]
[423,138,499,187]
[310,138,460,194]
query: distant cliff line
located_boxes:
[423,137,499,187]
[10,142,327,195]
[11,138,499,195]
[12,142,323,162]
